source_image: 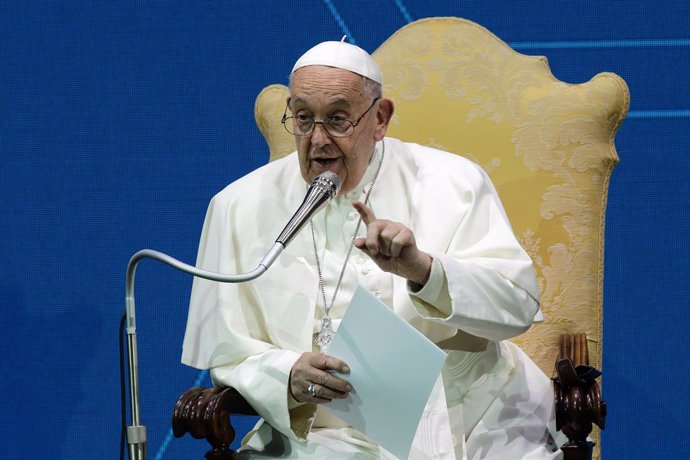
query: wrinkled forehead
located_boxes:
[289,66,368,105]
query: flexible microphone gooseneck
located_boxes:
[123,171,342,460]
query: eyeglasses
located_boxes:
[281,97,380,138]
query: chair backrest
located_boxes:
[254,17,628,458]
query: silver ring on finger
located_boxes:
[305,382,317,398]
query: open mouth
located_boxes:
[312,158,339,167]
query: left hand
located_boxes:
[289,352,352,404]
[352,201,432,286]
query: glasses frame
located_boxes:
[281,97,381,138]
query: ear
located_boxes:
[373,98,394,141]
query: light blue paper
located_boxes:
[323,286,448,459]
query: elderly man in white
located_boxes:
[182,40,564,459]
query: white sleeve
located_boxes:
[183,191,318,441]
[409,255,540,341]
[210,349,317,441]
[407,160,541,341]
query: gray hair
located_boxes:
[362,76,382,99]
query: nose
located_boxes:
[309,122,331,148]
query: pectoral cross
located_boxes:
[314,316,334,353]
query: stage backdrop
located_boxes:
[1,2,688,459]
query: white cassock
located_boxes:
[182,137,565,459]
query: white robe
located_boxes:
[182,138,564,459]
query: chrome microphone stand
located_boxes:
[123,246,282,460]
[123,170,342,459]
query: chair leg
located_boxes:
[205,449,236,460]
[554,333,606,460]
[561,441,595,460]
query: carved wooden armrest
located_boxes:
[172,386,258,460]
[553,333,607,460]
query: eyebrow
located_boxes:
[290,96,353,108]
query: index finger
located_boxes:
[352,200,376,226]
[312,354,351,375]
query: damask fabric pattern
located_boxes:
[375,18,627,379]
[183,138,564,459]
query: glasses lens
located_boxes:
[282,116,312,135]
[324,119,353,137]
[293,115,314,135]
[281,115,355,137]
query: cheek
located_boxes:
[296,136,308,154]
[297,137,312,159]
[349,139,371,172]
[341,146,369,187]
[297,142,311,177]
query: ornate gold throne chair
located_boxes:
[173,17,628,460]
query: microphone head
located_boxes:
[275,171,343,246]
[312,171,343,198]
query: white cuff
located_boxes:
[408,256,453,318]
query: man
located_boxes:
[182,41,563,459]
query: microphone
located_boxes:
[275,171,343,246]
[233,170,342,282]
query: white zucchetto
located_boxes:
[291,40,383,84]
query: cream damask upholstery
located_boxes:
[254,17,628,458]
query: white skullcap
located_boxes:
[291,39,383,84]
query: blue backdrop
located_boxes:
[1,1,688,459]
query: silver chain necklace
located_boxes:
[310,141,385,352]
